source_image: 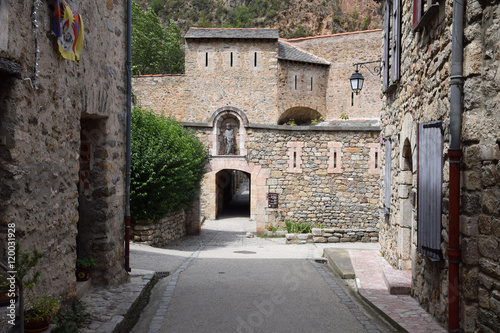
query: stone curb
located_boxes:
[322,249,408,333]
[323,248,355,279]
[79,271,155,333]
[353,278,409,333]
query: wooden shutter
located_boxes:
[412,0,422,31]
[383,138,391,214]
[383,0,391,91]
[392,0,401,82]
[417,121,443,260]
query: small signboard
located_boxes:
[267,193,278,209]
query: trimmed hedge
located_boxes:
[131,107,208,221]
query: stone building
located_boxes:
[133,28,383,237]
[379,0,500,331]
[0,0,129,305]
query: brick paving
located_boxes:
[348,250,446,333]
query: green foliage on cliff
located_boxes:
[138,0,381,39]
[132,0,184,75]
[131,107,208,221]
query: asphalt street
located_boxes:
[128,214,397,333]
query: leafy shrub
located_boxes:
[132,0,184,75]
[285,220,313,234]
[131,107,208,221]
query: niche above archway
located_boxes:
[209,107,248,156]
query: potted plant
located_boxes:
[24,295,60,332]
[0,274,14,306]
[75,256,95,281]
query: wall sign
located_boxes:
[267,193,278,209]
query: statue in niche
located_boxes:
[222,123,235,155]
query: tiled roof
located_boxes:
[185,28,279,39]
[278,40,330,66]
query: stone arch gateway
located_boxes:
[202,157,270,234]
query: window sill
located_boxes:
[413,3,440,32]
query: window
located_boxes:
[367,143,381,175]
[254,52,258,67]
[413,0,439,32]
[205,52,209,67]
[417,121,443,260]
[383,138,391,215]
[310,77,313,91]
[294,75,298,90]
[287,142,304,173]
[230,52,234,67]
[383,0,401,91]
[327,142,343,174]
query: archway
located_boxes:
[202,157,270,234]
[216,169,250,218]
[278,106,323,126]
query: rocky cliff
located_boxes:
[139,0,382,38]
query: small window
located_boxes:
[205,52,209,67]
[310,77,313,91]
[287,142,304,173]
[367,143,380,175]
[293,148,297,168]
[294,75,298,90]
[412,0,439,32]
[328,142,343,174]
[254,52,258,67]
[230,52,233,67]
[333,148,337,168]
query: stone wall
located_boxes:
[248,126,381,229]
[379,0,500,331]
[132,30,382,125]
[287,30,382,121]
[132,210,186,247]
[185,38,279,124]
[284,228,379,244]
[277,60,329,124]
[0,1,128,302]
[187,123,381,233]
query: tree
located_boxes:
[131,0,184,75]
[130,107,208,221]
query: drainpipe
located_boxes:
[448,0,465,331]
[124,0,132,273]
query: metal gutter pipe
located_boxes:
[124,0,132,273]
[448,0,465,331]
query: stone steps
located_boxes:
[382,267,412,295]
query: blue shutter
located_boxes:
[392,0,401,82]
[383,0,391,92]
[383,138,391,214]
[417,121,443,260]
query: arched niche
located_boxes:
[209,107,248,156]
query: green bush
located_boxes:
[285,220,313,234]
[131,107,208,221]
[132,0,184,75]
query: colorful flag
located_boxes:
[52,1,84,63]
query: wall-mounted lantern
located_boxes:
[349,59,382,104]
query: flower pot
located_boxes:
[24,316,50,332]
[76,267,90,281]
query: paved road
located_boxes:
[129,217,396,333]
